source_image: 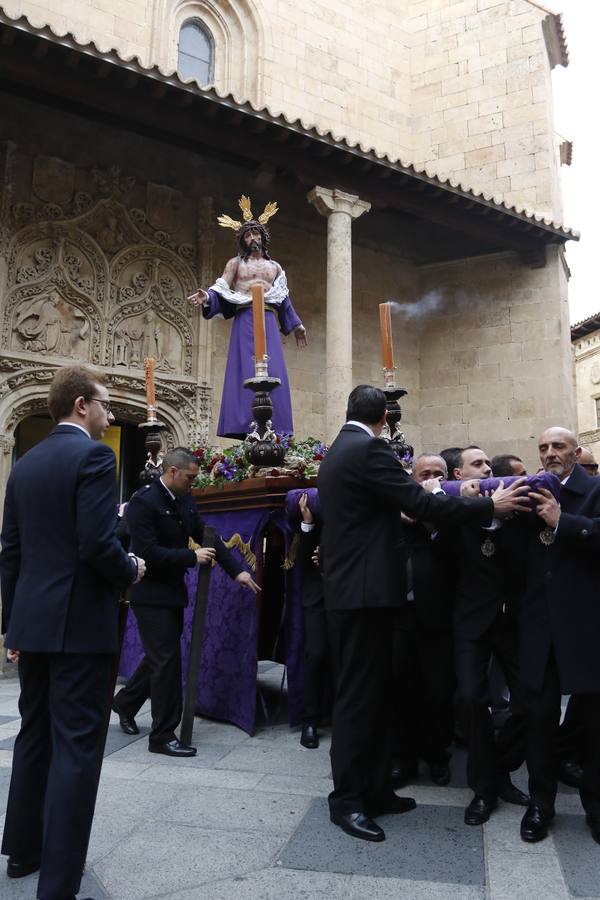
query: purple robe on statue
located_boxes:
[203,285,302,439]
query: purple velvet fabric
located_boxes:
[203,292,302,439]
[284,487,321,524]
[118,506,304,734]
[440,471,561,503]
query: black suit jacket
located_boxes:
[454,522,521,640]
[297,526,324,609]
[126,478,243,608]
[0,424,136,653]
[317,425,494,611]
[406,523,457,631]
[521,463,600,693]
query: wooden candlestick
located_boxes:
[144,356,156,420]
[252,284,267,372]
[379,302,394,371]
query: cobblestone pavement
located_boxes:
[0,665,598,900]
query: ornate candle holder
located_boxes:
[244,355,286,467]
[381,367,414,470]
[138,417,167,484]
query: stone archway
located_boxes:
[0,364,211,511]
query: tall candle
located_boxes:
[252,283,267,363]
[379,302,394,370]
[144,356,156,411]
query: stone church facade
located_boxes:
[0,0,577,496]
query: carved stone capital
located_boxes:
[307,187,371,220]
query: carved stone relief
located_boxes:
[0,149,212,446]
[13,289,90,359]
[33,156,75,206]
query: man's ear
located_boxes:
[73,395,87,416]
[575,446,583,460]
[452,467,462,480]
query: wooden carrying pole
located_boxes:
[180,526,216,747]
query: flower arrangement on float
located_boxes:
[191,435,329,488]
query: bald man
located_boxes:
[579,447,598,477]
[519,427,600,845]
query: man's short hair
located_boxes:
[163,447,198,471]
[414,453,448,477]
[346,385,386,425]
[47,365,105,423]
[491,454,523,477]
[439,447,463,480]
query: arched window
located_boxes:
[177,19,214,85]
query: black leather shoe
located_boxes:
[498,778,530,806]
[148,739,197,757]
[117,713,139,736]
[367,795,417,816]
[464,795,497,825]
[300,723,319,749]
[330,811,385,842]
[7,856,40,878]
[391,760,418,788]
[520,804,553,842]
[429,761,451,786]
[112,700,139,736]
[586,811,600,845]
[558,759,584,789]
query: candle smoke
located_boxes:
[386,290,446,326]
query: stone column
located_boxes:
[307,187,370,442]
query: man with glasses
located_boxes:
[0,365,146,900]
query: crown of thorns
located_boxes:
[217,195,279,231]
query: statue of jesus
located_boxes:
[189,197,307,439]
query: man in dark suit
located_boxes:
[392,454,458,788]
[519,427,600,845]
[452,447,529,826]
[0,365,145,900]
[296,492,329,750]
[318,386,531,842]
[112,447,259,756]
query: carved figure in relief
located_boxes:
[113,324,131,366]
[15,291,89,359]
[123,312,176,372]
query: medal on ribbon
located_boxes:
[539,527,555,546]
[481,537,495,557]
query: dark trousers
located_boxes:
[555,694,585,763]
[455,613,527,800]
[327,608,395,816]
[113,605,184,745]
[302,604,330,725]
[2,652,112,900]
[393,610,455,765]
[524,652,600,814]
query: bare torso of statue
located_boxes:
[188,221,306,347]
[223,254,282,295]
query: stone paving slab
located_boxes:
[0,716,18,725]
[279,798,485,884]
[163,784,313,836]
[486,846,570,900]
[0,866,109,899]
[92,823,284,900]
[135,764,264,790]
[214,741,333,777]
[108,737,232,768]
[552,813,600,897]
[104,725,152,757]
[168,868,486,900]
